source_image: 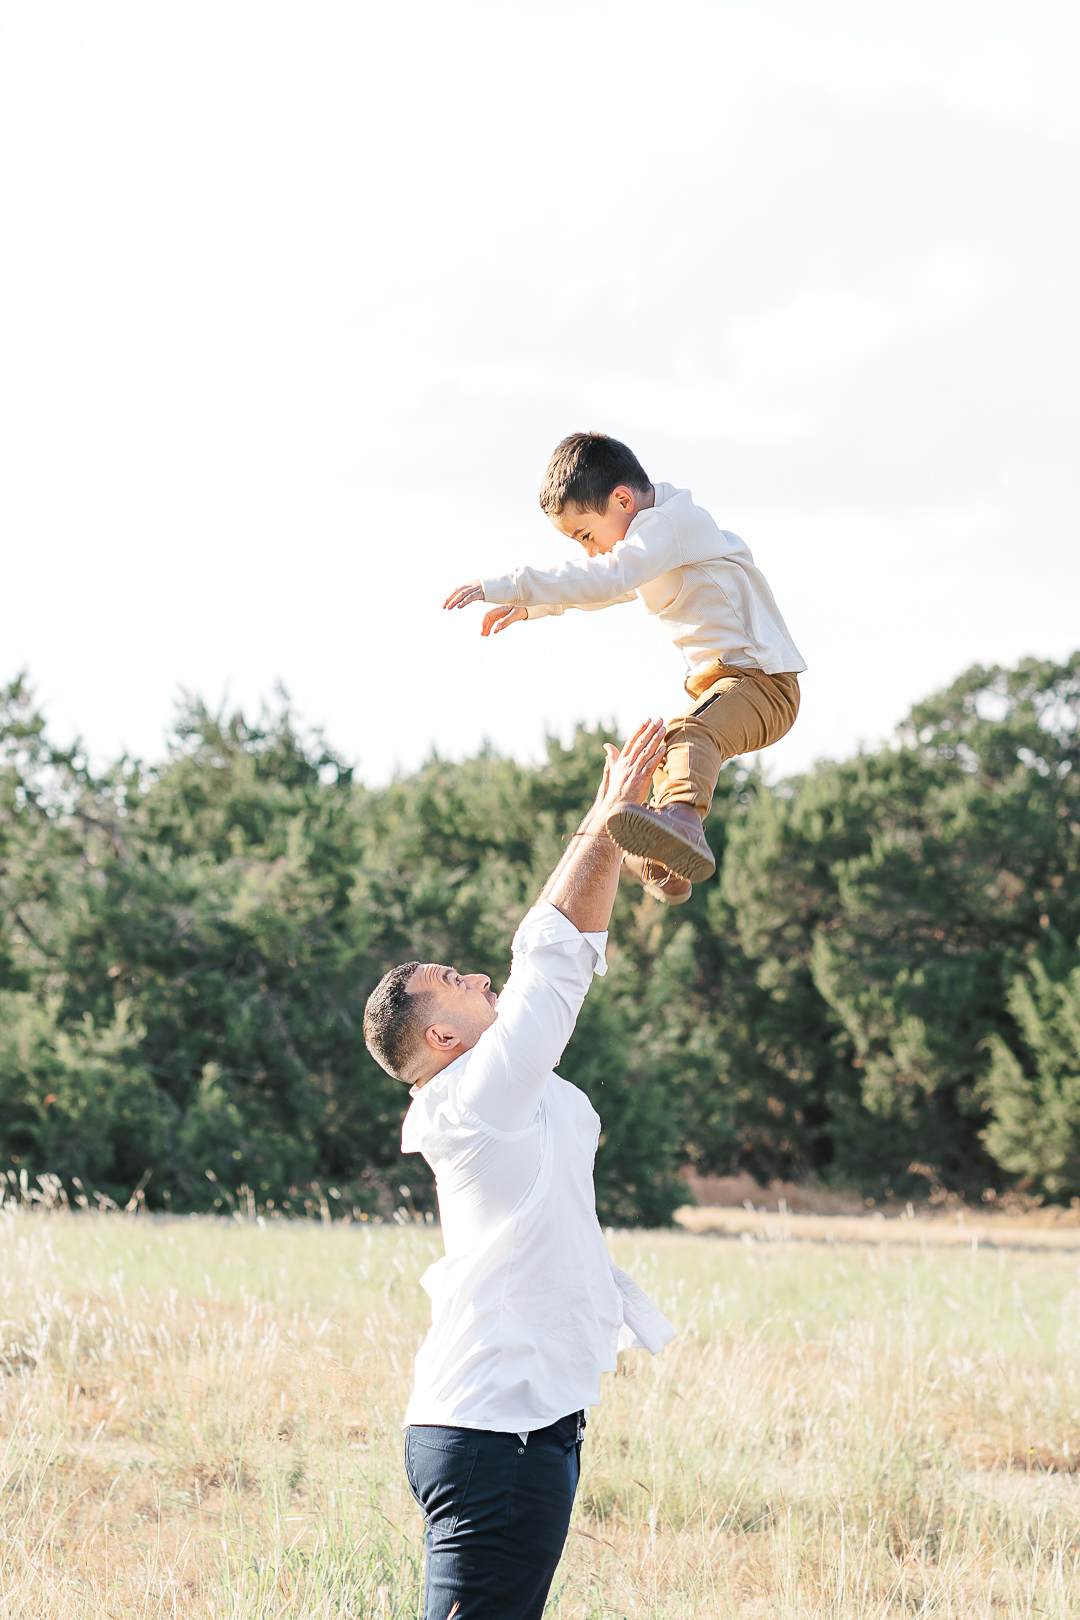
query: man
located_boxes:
[363,718,677,1620]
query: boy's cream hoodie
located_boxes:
[480,483,805,681]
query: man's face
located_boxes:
[551,487,639,558]
[406,963,498,1069]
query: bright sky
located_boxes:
[3,1,1078,784]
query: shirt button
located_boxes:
[517,1446,525,1454]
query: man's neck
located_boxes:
[409,1039,476,1093]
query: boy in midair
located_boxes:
[444,432,805,904]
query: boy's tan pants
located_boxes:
[651,659,801,818]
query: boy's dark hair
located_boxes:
[363,961,431,1080]
[539,432,650,517]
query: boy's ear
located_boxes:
[610,485,637,512]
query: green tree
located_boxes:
[721,654,1080,1197]
[982,940,1080,1198]
[3,653,1080,1219]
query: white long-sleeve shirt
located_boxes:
[481,482,806,680]
[401,901,674,1434]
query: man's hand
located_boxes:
[481,605,528,636]
[541,719,667,934]
[443,581,485,611]
[590,719,667,826]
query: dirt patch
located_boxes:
[674,1204,1080,1249]
[680,1170,1080,1226]
[680,1170,866,1215]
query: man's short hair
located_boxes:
[539,432,650,518]
[363,961,431,1080]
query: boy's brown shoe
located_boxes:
[606,803,716,884]
[621,852,692,905]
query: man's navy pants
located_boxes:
[405,1412,585,1619]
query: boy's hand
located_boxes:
[443,581,485,611]
[481,605,527,637]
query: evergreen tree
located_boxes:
[2,653,1078,1219]
[982,940,1080,1198]
[721,654,1080,1197]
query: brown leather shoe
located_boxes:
[606,802,716,883]
[621,852,692,905]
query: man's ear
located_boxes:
[424,1022,461,1055]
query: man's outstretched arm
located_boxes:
[455,720,667,1131]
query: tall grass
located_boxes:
[2,1205,1079,1616]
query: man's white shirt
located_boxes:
[401,901,674,1435]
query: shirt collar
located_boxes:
[408,1049,471,1100]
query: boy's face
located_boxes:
[552,485,647,557]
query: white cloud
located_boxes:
[731,288,898,380]
[946,39,1034,117]
[588,375,809,443]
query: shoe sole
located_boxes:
[607,806,716,883]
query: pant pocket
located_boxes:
[405,1429,479,1541]
[691,679,742,719]
[403,1433,422,1506]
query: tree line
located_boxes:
[1,654,1078,1224]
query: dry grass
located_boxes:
[2,1206,1080,1617]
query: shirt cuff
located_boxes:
[511,901,608,978]
[479,574,516,604]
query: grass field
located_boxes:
[2,1209,1080,1617]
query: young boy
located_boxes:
[444,432,805,904]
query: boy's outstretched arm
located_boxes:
[448,523,676,628]
[443,580,632,637]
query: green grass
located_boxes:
[2,1211,1079,1616]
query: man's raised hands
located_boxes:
[593,718,668,821]
[540,718,667,934]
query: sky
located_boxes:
[2,0,1078,785]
